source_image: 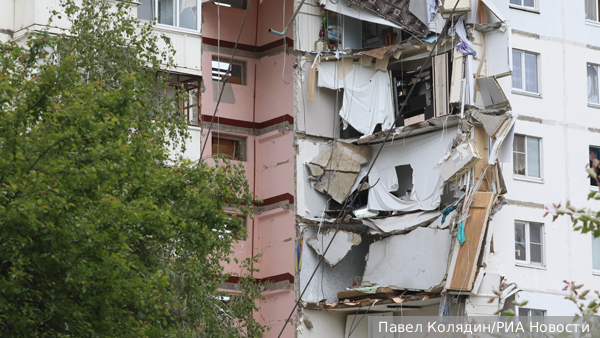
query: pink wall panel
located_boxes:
[202,3,258,45]
[256,0,294,46]
[254,53,295,123]
[256,290,296,338]
[201,51,256,122]
[255,209,295,279]
[255,131,294,200]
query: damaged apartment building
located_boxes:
[4,0,600,337]
[292,0,600,336]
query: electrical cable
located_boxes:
[275,2,461,337]
[199,0,254,163]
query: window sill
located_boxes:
[509,4,540,14]
[516,263,546,270]
[513,175,544,184]
[588,102,600,109]
[593,270,600,276]
[585,20,600,28]
[511,90,542,99]
[153,24,201,36]
[591,185,599,192]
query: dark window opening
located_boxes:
[212,136,246,161]
[590,146,600,187]
[391,165,413,199]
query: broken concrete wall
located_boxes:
[308,141,372,204]
[296,140,331,219]
[363,227,451,291]
[295,60,342,139]
[300,224,370,303]
[306,228,362,266]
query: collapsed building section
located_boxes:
[293,0,521,332]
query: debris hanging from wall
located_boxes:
[306,229,362,266]
[307,141,372,204]
[318,61,395,137]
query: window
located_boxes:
[588,63,599,104]
[513,135,542,179]
[137,0,199,31]
[512,50,539,94]
[515,221,544,265]
[586,0,600,21]
[518,308,545,317]
[592,235,600,272]
[510,0,535,8]
[590,146,600,187]
[214,0,246,9]
[214,215,247,241]
[212,135,246,161]
[212,57,246,85]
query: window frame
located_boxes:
[588,63,600,106]
[518,308,546,317]
[509,0,537,11]
[592,234,600,274]
[513,134,543,180]
[138,0,201,33]
[590,146,600,190]
[512,49,541,95]
[586,0,600,22]
[211,132,247,161]
[514,221,545,266]
[211,57,247,86]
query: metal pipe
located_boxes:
[268,0,306,36]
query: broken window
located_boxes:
[590,146,600,187]
[391,165,413,199]
[509,0,535,9]
[588,63,599,104]
[212,135,246,161]
[512,50,539,94]
[138,0,199,31]
[212,57,246,85]
[515,221,544,265]
[214,0,246,9]
[513,135,541,179]
[586,0,600,21]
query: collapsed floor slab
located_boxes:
[362,227,451,291]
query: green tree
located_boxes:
[0,0,267,336]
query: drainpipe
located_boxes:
[268,0,305,36]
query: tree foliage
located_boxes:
[0,0,267,336]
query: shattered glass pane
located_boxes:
[515,222,526,261]
[524,52,538,93]
[512,51,522,89]
[179,0,198,30]
[526,137,541,178]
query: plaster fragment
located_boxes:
[306,229,362,266]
